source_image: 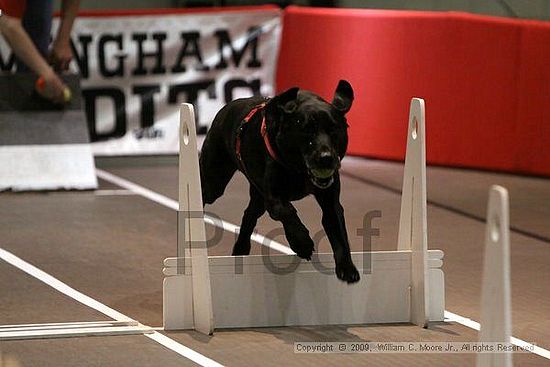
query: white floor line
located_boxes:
[94,189,135,196]
[96,170,179,210]
[0,248,224,367]
[97,168,550,362]
[444,311,550,360]
[96,169,295,255]
[0,248,130,322]
[147,332,224,367]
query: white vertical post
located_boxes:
[397,98,429,327]
[177,103,214,335]
[477,185,512,367]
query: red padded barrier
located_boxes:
[277,6,550,176]
[515,22,550,175]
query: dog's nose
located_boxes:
[318,151,336,168]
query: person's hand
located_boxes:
[36,71,68,104]
[49,39,72,71]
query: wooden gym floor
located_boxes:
[0,156,549,366]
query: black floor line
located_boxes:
[340,170,550,245]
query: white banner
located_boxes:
[0,7,282,155]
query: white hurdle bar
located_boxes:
[477,186,512,367]
[163,99,445,334]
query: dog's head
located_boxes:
[265,80,354,189]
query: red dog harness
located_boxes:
[235,102,280,176]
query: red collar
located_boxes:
[236,102,280,164]
[260,110,280,163]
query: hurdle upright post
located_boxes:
[397,98,430,328]
[165,103,214,335]
[477,185,512,367]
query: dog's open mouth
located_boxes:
[309,168,335,189]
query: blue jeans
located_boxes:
[16,0,55,72]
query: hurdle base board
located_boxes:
[163,250,444,330]
[0,320,152,341]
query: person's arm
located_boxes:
[0,14,52,78]
[50,0,80,71]
[0,14,67,103]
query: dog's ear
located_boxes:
[265,87,299,129]
[264,88,298,138]
[332,80,354,114]
[276,87,299,114]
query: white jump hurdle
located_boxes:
[165,104,214,335]
[477,185,512,367]
[163,99,445,334]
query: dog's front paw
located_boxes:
[287,231,315,260]
[232,239,251,256]
[335,260,360,284]
[295,246,314,261]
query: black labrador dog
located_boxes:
[200,80,360,283]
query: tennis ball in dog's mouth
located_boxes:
[310,168,334,179]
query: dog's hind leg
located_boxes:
[232,186,265,255]
[200,137,236,205]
